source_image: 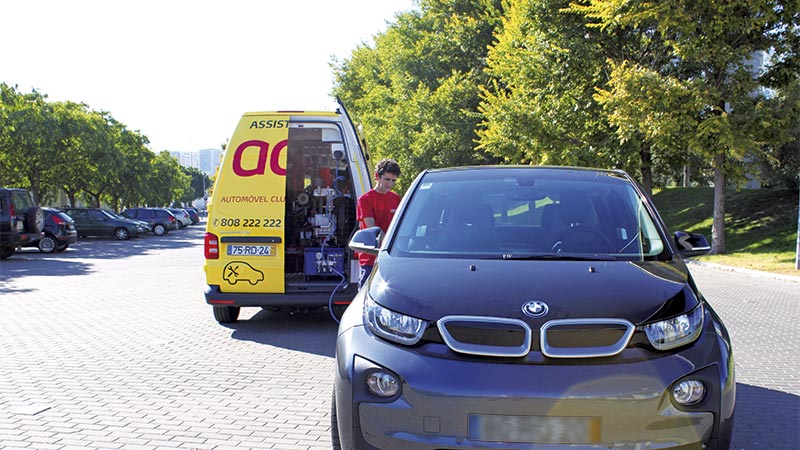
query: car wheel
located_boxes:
[26,206,45,233]
[213,306,240,323]
[38,234,58,253]
[0,246,14,260]
[115,227,130,240]
[331,387,342,450]
[153,224,166,236]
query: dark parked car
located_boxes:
[185,208,200,224]
[121,208,178,236]
[23,208,78,253]
[105,210,151,235]
[0,187,44,259]
[61,207,141,240]
[332,166,734,450]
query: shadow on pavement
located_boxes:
[226,307,339,358]
[732,383,799,449]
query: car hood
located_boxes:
[367,255,697,326]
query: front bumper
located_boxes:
[334,318,734,450]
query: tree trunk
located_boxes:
[683,163,690,187]
[712,151,726,254]
[639,146,653,197]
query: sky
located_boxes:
[1,0,416,153]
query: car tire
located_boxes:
[56,243,69,252]
[0,246,14,260]
[115,227,130,240]
[26,206,45,233]
[213,306,240,323]
[38,234,58,253]
[153,224,166,236]
[331,388,342,450]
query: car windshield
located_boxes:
[390,168,667,261]
[105,210,126,220]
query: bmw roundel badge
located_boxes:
[522,301,549,318]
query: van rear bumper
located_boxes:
[204,283,359,308]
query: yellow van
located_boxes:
[203,104,372,323]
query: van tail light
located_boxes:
[205,232,219,259]
[9,203,16,218]
[52,215,64,226]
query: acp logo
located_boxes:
[232,139,287,177]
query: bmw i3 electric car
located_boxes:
[332,166,734,450]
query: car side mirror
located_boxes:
[674,231,711,258]
[349,226,382,255]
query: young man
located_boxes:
[356,158,401,287]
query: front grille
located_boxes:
[437,316,531,357]
[540,319,635,358]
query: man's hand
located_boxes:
[363,217,376,228]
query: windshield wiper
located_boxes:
[500,253,617,261]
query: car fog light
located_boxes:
[365,371,400,398]
[672,380,705,405]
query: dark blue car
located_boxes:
[332,166,734,450]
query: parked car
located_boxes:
[61,207,141,240]
[23,208,78,253]
[105,210,150,235]
[121,208,178,236]
[185,208,200,224]
[0,187,44,259]
[332,166,734,450]
[168,208,192,228]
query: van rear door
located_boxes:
[206,114,290,293]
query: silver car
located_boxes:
[332,166,734,450]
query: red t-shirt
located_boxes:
[356,189,401,266]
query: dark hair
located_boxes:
[376,158,401,177]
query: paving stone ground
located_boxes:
[0,224,798,450]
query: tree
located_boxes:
[333,0,505,190]
[0,84,61,203]
[176,166,209,205]
[571,0,799,253]
[146,151,189,207]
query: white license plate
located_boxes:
[468,414,601,444]
[227,245,275,256]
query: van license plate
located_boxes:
[227,245,274,256]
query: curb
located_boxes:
[686,259,800,284]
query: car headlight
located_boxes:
[364,296,427,345]
[644,304,704,350]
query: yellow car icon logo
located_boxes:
[223,261,264,286]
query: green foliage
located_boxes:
[654,187,799,274]
[0,82,189,209]
[332,0,505,191]
[178,166,210,204]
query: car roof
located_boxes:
[424,165,625,176]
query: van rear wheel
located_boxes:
[213,306,240,323]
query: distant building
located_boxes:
[169,149,220,175]
[198,148,222,175]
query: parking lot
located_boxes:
[1,223,799,449]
